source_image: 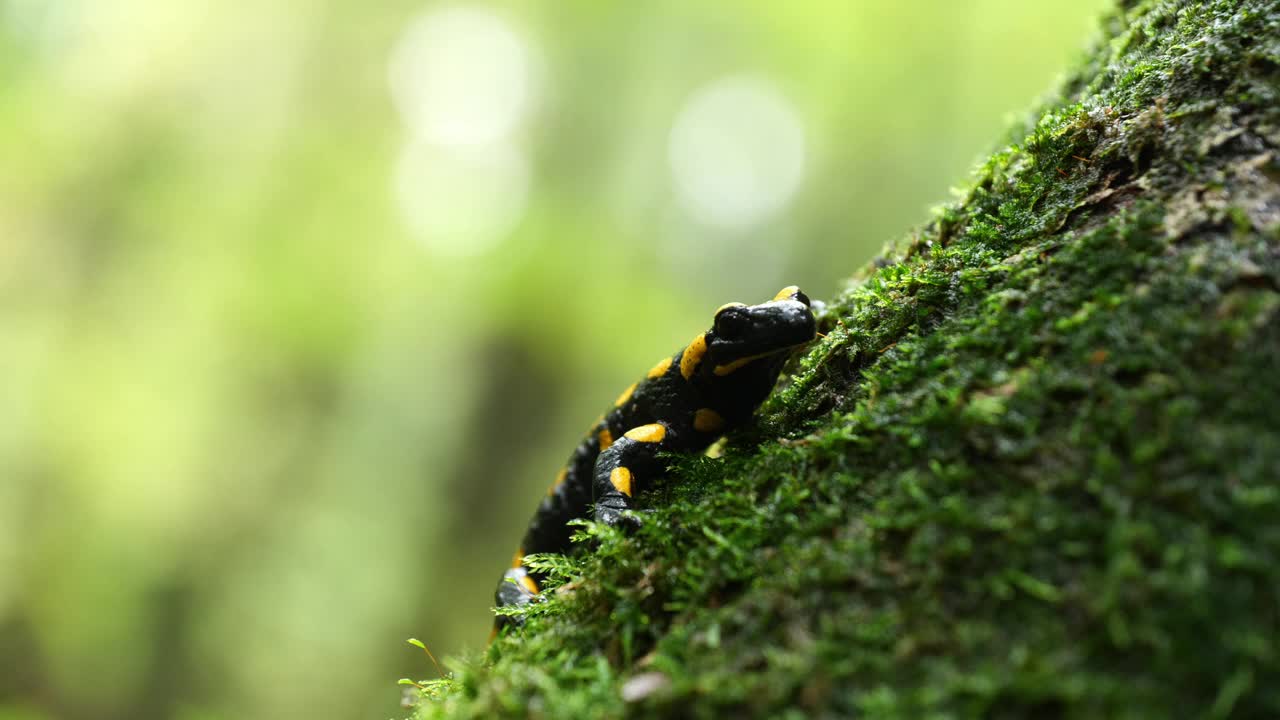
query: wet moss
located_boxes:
[413,1,1280,717]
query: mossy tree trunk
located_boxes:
[416,1,1280,717]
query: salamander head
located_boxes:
[705,286,816,375]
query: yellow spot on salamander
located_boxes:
[680,333,707,379]
[615,382,637,407]
[715,301,747,315]
[713,357,752,376]
[693,408,725,433]
[647,356,673,379]
[598,427,614,451]
[520,573,539,595]
[624,423,666,443]
[768,283,798,299]
[610,466,633,496]
[713,349,775,376]
[511,550,525,569]
[773,285,800,302]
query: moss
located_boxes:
[412,1,1280,717]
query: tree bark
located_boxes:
[418,1,1280,717]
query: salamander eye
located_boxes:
[713,304,750,338]
[794,290,811,307]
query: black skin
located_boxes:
[495,287,816,631]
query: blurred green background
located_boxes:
[0,2,1108,718]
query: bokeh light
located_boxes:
[388,6,537,148]
[669,75,807,230]
[393,139,532,256]
[388,6,539,255]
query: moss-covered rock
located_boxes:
[413,1,1280,717]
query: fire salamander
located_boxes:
[494,286,816,632]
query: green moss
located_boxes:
[412,1,1280,717]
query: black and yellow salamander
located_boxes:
[494,286,816,632]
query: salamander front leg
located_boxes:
[592,423,673,528]
[493,553,540,633]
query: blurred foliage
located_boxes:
[0,2,1106,719]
